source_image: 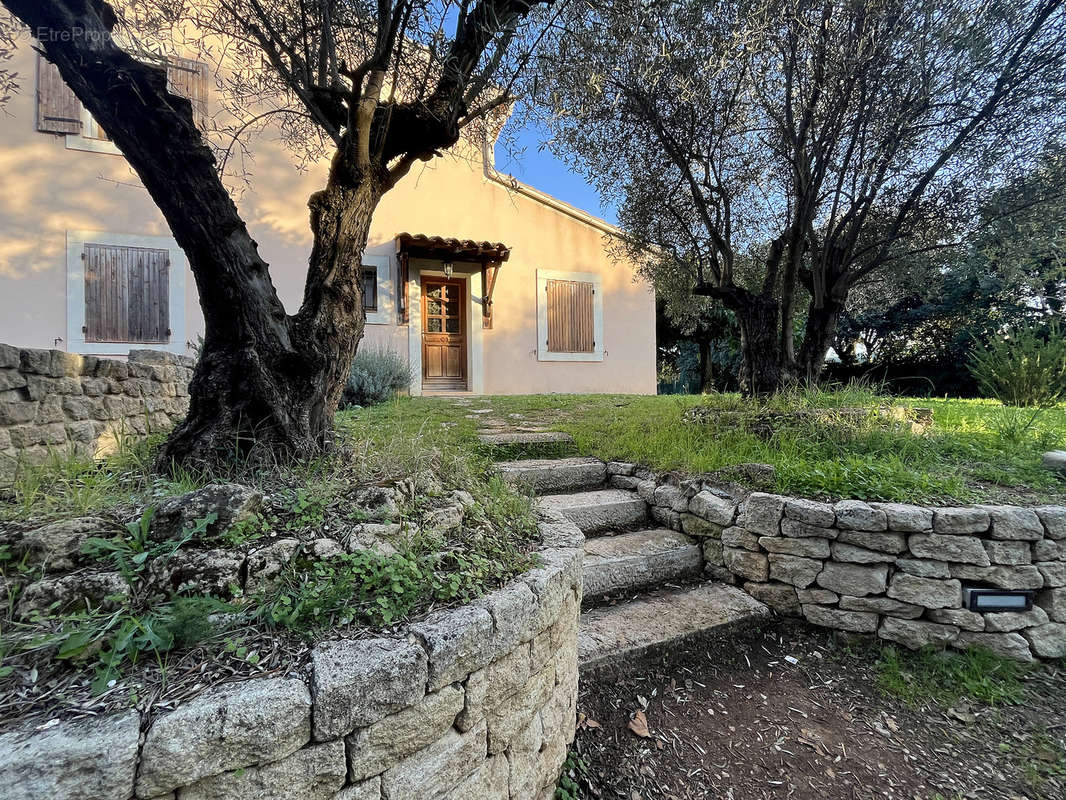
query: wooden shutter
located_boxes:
[84,244,170,343]
[36,55,82,134]
[546,279,595,353]
[167,57,210,129]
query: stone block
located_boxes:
[180,740,347,800]
[783,498,835,527]
[1032,540,1061,561]
[836,530,908,554]
[927,608,985,631]
[681,513,724,538]
[0,342,18,368]
[0,710,139,800]
[984,540,1033,565]
[505,713,543,800]
[767,554,822,588]
[1037,562,1066,587]
[346,685,464,781]
[333,778,381,800]
[816,562,888,597]
[475,581,538,660]
[886,574,962,609]
[0,368,27,392]
[444,756,507,800]
[743,581,800,614]
[137,678,311,797]
[606,461,636,476]
[950,563,1044,589]
[833,500,886,531]
[758,535,830,558]
[688,490,737,526]
[831,542,892,565]
[908,533,990,566]
[1038,587,1066,621]
[735,493,785,536]
[839,596,923,619]
[797,588,838,604]
[870,502,933,533]
[0,399,37,425]
[879,617,958,649]
[955,631,1033,662]
[703,539,724,566]
[381,723,487,799]
[894,558,951,578]
[983,606,1049,633]
[723,547,769,582]
[781,518,839,539]
[635,479,657,503]
[311,638,428,741]
[933,507,989,535]
[486,667,554,754]
[721,527,760,551]
[18,348,52,376]
[653,484,687,513]
[17,516,117,572]
[1035,506,1066,539]
[522,548,582,632]
[803,604,878,633]
[1023,622,1066,658]
[981,506,1044,541]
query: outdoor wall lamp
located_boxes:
[443,261,454,278]
[963,587,1034,612]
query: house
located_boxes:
[0,41,656,396]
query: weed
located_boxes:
[875,645,1027,706]
[555,750,595,799]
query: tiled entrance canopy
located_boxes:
[394,233,511,263]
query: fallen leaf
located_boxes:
[628,709,652,738]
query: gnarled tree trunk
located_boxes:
[728,294,788,397]
[797,299,845,385]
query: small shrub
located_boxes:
[340,346,412,407]
[967,322,1066,408]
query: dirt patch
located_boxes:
[572,620,1066,799]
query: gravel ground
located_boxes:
[571,619,1066,800]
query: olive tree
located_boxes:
[537,0,1066,394]
[2,0,554,466]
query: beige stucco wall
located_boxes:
[0,40,656,395]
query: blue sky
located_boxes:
[493,119,619,225]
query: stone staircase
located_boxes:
[492,441,769,670]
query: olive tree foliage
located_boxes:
[536,0,1066,395]
[2,0,557,468]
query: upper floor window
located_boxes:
[36,54,210,154]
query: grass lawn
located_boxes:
[348,386,1066,505]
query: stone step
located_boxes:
[477,431,574,446]
[498,456,607,494]
[535,489,646,535]
[583,529,703,602]
[578,583,770,669]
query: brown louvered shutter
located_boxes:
[36,55,82,134]
[546,279,595,353]
[84,244,170,343]
[167,57,209,130]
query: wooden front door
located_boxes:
[421,277,467,389]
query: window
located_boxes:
[546,278,595,353]
[83,243,171,343]
[66,231,187,355]
[537,270,604,362]
[362,267,378,312]
[36,54,209,154]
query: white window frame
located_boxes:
[65,104,123,155]
[362,254,393,325]
[66,230,188,355]
[536,268,604,362]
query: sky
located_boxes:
[493,118,619,226]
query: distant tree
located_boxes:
[537,0,1066,395]
[3,0,552,467]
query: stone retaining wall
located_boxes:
[0,344,193,485]
[0,528,583,800]
[611,465,1066,661]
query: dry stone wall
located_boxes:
[0,528,583,800]
[613,468,1066,662]
[0,344,193,485]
